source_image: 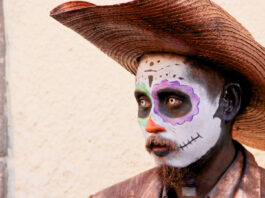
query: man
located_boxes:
[50,0,265,197]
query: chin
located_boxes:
[153,150,202,168]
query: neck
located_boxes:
[191,131,236,196]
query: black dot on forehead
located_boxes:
[157,60,160,63]
[150,61,154,66]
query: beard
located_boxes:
[158,165,191,191]
[158,161,202,192]
[157,142,224,196]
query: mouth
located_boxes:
[152,146,171,157]
[146,136,178,157]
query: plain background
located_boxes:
[4,0,265,197]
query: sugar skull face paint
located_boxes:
[135,54,222,168]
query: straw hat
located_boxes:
[50,0,265,150]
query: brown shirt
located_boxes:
[90,146,265,198]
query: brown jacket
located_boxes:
[90,147,265,198]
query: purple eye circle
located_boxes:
[152,80,200,125]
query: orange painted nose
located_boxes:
[145,117,166,133]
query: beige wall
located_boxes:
[4,0,265,197]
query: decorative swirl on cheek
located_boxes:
[152,80,200,125]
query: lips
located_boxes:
[152,146,170,157]
[146,136,178,157]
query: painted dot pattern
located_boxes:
[136,60,186,84]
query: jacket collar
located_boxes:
[159,143,261,198]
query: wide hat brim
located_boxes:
[50,0,265,150]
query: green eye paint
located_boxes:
[135,83,152,126]
[138,117,148,127]
[135,83,151,98]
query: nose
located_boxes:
[145,116,166,133]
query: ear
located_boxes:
[216,83,242,122]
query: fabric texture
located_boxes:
[89,145,264,198]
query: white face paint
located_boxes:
[135,54,222,168]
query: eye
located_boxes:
[166,97,182,107]
[157,88,192,118]
[135,93,152,118]
[139,98,151,108]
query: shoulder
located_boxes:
[239,145,265,197]
[89,167,162,198]
[261,166,265,197]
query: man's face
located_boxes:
[135,54,222,168]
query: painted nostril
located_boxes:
[145,116,166,133]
